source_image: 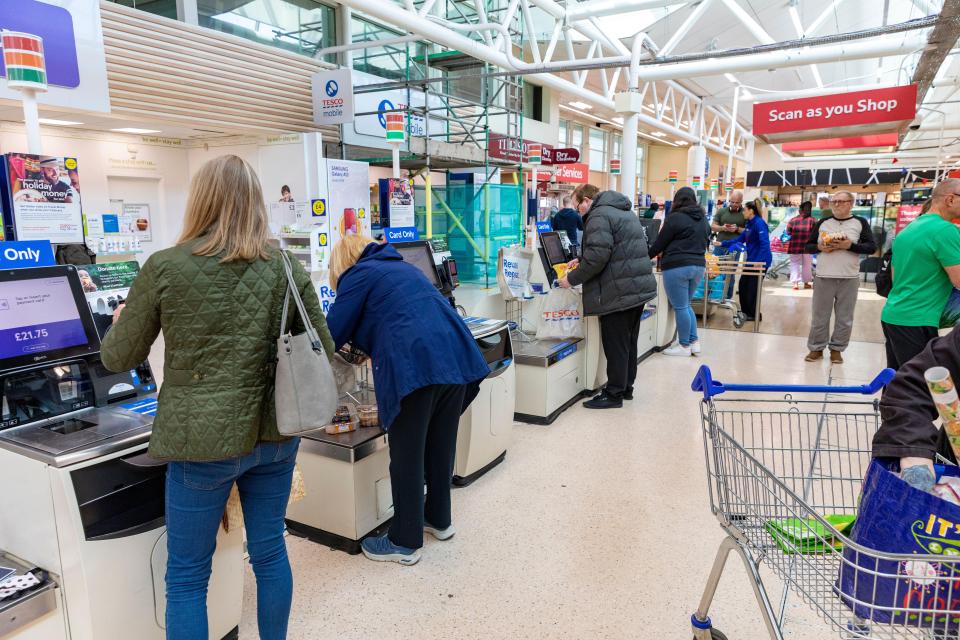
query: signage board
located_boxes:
[782,133,899,153]
[343,69,443,151]
[535,221,552,234]
[0,0,110,112]
[668,170,679,183]
[384,226,419,243]
[552,148,580,164]
[312,69,354,126]
[0,240,54,268]
[489,133,556,164]
[0,153,83,244]
[753,85,917,143]
[609,159,621,175]
[554,163,588,184]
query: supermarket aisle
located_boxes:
[243,331,887,640]
[704,277,885,344]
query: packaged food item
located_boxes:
[324,404,359,435]
[924,367,960,459]
[357,404,379,428]
[819,231,847,245]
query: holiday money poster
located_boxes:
[4,153,83,244]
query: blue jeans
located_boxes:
[165,439,300,640]
[663,265,703,347]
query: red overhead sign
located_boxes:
[551,148,580,164]
[525,163,588,184]
[489,134,580,165]
[753,85,917,143]
[782,133,899,153]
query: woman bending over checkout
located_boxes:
[100,155,334,640]
[326,236,490,565]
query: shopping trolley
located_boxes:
[685,365,960,640]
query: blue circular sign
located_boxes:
[377,99,395,129]
[325,80,339,97]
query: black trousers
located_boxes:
[881,321,939,370]
[387,383,467,549]
[738,273,763,319]
[599,304,645,398]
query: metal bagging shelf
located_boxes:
[685,366,960,639]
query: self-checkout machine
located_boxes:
[506,228,603,424]
[0,263,242,639]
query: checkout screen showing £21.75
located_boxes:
[0,277,87,359]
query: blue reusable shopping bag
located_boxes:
[693,275,726,302]
[837,459,960,631]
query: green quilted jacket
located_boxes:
[100,241,335,461]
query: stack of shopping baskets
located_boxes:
[689,366,960,640]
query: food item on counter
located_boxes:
[357,405,379,428]
[324,404,359,435]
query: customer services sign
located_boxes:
[752,85,917,143]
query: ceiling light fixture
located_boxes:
[38,118,83,126]
[567,101,592,110]
[612,116,624,124]
[652,131,666,137]
[675,140,689,145]
[111,127,161,134]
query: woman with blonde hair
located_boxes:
[326,235,489,565]
[101,154,333,640]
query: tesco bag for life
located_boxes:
[536,288,584,340]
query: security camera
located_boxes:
[909,123,921,131]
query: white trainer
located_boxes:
[662,344,692,357]
[689,341,702,355]
[424,522,456,541]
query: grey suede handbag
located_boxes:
[275,251,338,436]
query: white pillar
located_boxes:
[725,85,741,193]
[21,90,42,155]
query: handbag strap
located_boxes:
[279,251,325,353]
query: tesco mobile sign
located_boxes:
[752,84,917,143]
[312,69,354,126]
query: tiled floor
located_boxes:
[702,276,885,345]
[239,330,888,639]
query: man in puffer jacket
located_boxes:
[559,184,657,409]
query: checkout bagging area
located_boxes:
[499,226,676,424]
[0,265,243,640]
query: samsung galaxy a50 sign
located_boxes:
[753,85,917,143]
[0,0,110,112]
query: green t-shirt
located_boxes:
[882,214,960,327]
[712,206,746,242]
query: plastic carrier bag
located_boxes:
[836,459,960,632]
[536,287,584,340]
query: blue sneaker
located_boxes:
[361,534,421,565]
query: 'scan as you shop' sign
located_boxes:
[2,31,47,91]
[385,113,405,143]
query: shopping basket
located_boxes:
[684,365,960,640]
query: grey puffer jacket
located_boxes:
[566,191,657,316]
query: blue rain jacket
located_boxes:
[325,242,490,431]
[721,215,773,268]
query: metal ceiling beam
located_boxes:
[910,0,960,108]
[565,0,688,20]
[719,0,776,45]
[660,0,716,58]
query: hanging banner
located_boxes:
[753,85,917,143]
[552,148,580,164]
[488,134,556,164]
[312,69,354,126]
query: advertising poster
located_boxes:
[79,261,140,338]
[326,160,371,249]
[3,153,83,243]
[120,203,152,241]
[383,178,414,228]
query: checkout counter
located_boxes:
[0,265,243,639]
[511,227,674,424]
[286,240,515,553]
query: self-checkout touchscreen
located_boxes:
[0,276,88,359]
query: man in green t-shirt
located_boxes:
[881,178,960,369]
[712,190,747,300]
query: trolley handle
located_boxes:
[691,364,895,400]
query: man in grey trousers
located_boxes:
[804,191,877,364]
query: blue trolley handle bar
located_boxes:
[691,364,896,401]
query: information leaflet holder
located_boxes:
[0,265,243,640]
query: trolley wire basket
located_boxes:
[686,365,960,639]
